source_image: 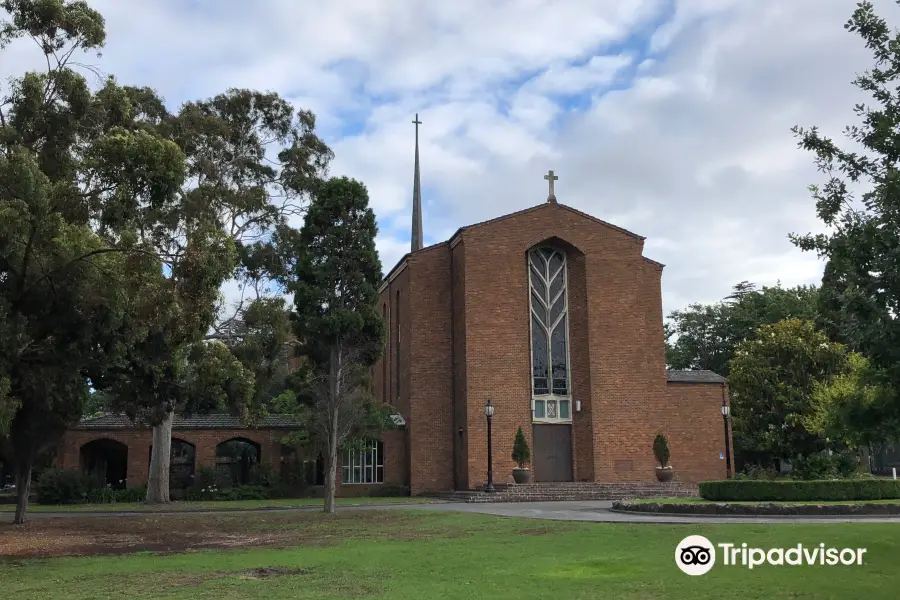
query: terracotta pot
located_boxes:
[655,467,674,482]
[512,468,532,484]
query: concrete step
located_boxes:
[424,481,698,503]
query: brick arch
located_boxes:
[215,437,262,486]
[78,433,133,449]
[80,437,130,488]
[523,234,587,258]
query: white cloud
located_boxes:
[3,0,898,318]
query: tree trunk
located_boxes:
[324,428,338,514]
[146,410,174,504]
[324,345,341,514]
[13,460,32,525]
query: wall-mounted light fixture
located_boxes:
[575,400,582,412]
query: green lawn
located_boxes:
[627,497,900,505]
[0,496,433,512]
[2,509,899,599]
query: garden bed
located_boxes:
[612,498,900,516]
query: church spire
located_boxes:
[411,114,424,252]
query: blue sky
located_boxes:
[2,0,895,316]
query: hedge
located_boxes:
[699,479,900,502]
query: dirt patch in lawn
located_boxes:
[0,510,435,559]
[517,527,554,535]
[235,567,312,579]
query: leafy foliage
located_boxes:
[699,478,900,502]
[0,0,193,522]
[279,176,387,513]
[665,282,819,376]
[728,319,851,467]
[512,427,530,468]
[805,353,896,448]
[791,1,900,430]
[36,468,145,504]
[653,433,670,468]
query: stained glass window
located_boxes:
[528,246,571,422]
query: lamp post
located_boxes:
[721,399,732,478]
[485,399,495,493]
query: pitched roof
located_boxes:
[380,201,661,289]
[76,413,299,430]
[666,370,726,384]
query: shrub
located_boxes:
[653,433,670,468]
[789,452,858,480]
[735,465,780,480]
[249,464,279,488]
[214,485,271,501]
[185,484,272,501]
[186,466,232,500]
[699,478,900,502]
[373,485,410,497]
[37,469,90,504]
[512,427,530,469]
[84,487,146,504]
[36,469,145,504]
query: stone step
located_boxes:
[424,482,698,503]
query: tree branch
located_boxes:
[12,246,162,309]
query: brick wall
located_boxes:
[458,203,675,488]
[407,245,454,494]
[451,240,469,490]
[373,201,728,493]
[57,428,289,489]
[663,382,733,483]
[57,426,411,496]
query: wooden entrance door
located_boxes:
[532,424,573,482]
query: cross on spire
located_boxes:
[544,170,558,203]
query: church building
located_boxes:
[371,116,732,496]
[49,117,732,499]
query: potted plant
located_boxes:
[654,432,674,482]
[512,427,532,484]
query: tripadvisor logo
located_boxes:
[675,535,867,575]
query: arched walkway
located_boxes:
[80,439,128,488]
[215,438,260,486]
[147,439,197,489]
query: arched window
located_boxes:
[215,438,260,486]
[528,246,572,422]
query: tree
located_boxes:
[1,0,190,523]
[282,176,387,514]
[512,427,530,469]
[101,86,333,504]
[653,433,670,468]
[665,282,819,376]
[791,0,900,430]
[805,353,897,449]
[727,319,851,468]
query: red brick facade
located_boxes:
[374,201,732,494]
[56,426,409,495]
[57,202,731,498]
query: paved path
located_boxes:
[9,500,900,524]
[406,500,900,524]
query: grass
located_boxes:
[0,496,433,513]
[627,497,900,505]
[2,509,899,599]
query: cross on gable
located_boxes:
[544,170,558,203]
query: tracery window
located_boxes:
[528,246,572,423]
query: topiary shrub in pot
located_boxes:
[512,427,532,484]
[654,433,674,482]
